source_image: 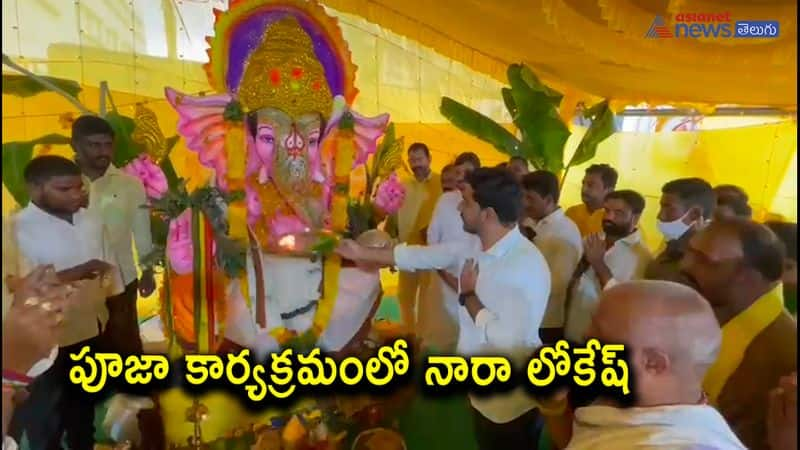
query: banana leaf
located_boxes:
[2,134,71,206]
[439,96,521,155]
[160,137,181,190]
[567,100,615,168]
[2,73,82,98]
[507,65,570,172]
[501,87,517,118]
[105,112,142,167]
[516,64,564,107]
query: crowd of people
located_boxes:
[1,123,797,450]
[337,143,797,450]
[2,116,165,449]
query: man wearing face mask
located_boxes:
[564,190,652,343]
[645,178,714,284]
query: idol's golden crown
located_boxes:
[238,16,333,119]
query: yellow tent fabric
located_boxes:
[325,0,797,109]
[3,1,797,444]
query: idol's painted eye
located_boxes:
[260,135,275,144]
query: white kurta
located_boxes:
[419,190,480,351]
[567,404,746,449]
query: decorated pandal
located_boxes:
[117,0,413,447]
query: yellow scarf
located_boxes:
[702,284,784,404]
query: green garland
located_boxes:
[140,179,247,279]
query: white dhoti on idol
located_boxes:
[223,252,381,358]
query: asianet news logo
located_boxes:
[645,13,779,39]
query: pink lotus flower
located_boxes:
[167,210,216,275]
[373,173,405,215]
[122,155,168,200]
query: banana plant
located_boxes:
[440,63,615,187]
[2,53,180,207]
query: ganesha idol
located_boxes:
[165,0,395,358]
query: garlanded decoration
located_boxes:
[343,122,406,239]
[163,0,403,362]
[440,63,616,186]
[142,181,245,354]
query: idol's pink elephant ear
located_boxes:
[323,96,390,168]
[164,87,233,187]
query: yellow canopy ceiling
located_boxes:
[324,0,798,108]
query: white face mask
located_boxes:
[657,212,693,241]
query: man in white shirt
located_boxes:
[564,190,651,343]
[419,152,482,352]
[393,142,441,330]
[338,167,551,450]
[71,115,156,356]
[520,171,583,344]
[543,280,746,450]
[8,155,122,450]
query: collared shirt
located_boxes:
[565,203,604,237]
[84,165,153,285]
[394,226,550,423]
[530,208,583,328]
[703,284,796,450]
[644,229,694,284]
[427,190,479,247]
[564,229,652,342]
[396,172,441,244]
[13,203,123,346]
[424,190,480,349]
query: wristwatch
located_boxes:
[459,291,475,306]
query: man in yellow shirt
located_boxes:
[394,142,442,328]
[565,164,618,237]
[680,219,796,450]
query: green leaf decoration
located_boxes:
[516,64,564,107]
[165,134,180,152]
[439,96,521,155]
[501,87,517,118]
[312,234,338,257]
[222,100,244,122]
[507,64,570,172]
[160,153,181,190]
[441,63,615,181]
[105,112,142,167]
[2,73,82,98]
[567,100,615,168]
[2,134,71,206]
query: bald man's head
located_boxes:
[587,280,721,406]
